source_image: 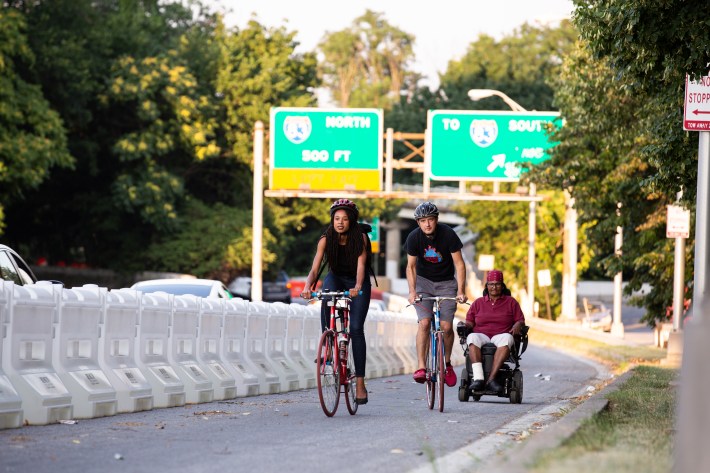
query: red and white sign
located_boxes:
[667,205,690,239]
[684,75,710,131]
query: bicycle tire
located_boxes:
[316,331,340,417]
[426,332,435,410]
[436,332,445,412]
[344,341,358,415]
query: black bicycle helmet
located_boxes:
[329,198,359,218]
[413,201,439,220]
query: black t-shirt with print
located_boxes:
[404,223,463,282]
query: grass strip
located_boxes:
[529,365,676,473]
[530,328,667,373]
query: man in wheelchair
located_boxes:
[457,269,527,403]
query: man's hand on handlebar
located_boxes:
[456,293,467,304]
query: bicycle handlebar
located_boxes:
[309,290,363,299]
[414,295,468,304]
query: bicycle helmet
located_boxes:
[329,198,359,218]
[413,201,439,220]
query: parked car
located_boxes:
[0,244,37,285]
[287,276,322,299]
[131,278,234,300]
[581,298,612,332]
[229,270,291,303]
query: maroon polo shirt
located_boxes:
[465,295,525,338]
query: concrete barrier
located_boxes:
[0,284,424,428]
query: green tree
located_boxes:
[218,19,318,167]
[0,8,73,235]
[526,0,710,324]
[439,20,578,111]
[318,10,417,109]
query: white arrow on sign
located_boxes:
[487,154,506,173]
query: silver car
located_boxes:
[131,278,234,299]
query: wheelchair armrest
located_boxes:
[514,324,530,357]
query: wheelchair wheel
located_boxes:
[509,369,523,404]
[458,386,469,402]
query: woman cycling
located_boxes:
[301,199,371,405]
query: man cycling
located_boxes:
[405,201,467,387]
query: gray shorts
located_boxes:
[414,276,458,323]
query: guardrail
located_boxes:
[0,281,465,428]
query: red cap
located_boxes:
[487,270,504,283]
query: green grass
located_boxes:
[520,328,676,473]
[529,365,676,473]
[530,329,667,372]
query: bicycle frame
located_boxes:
[312,290,360,416]
[415,295,462,413]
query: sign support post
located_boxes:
[675,73,710,473]
[251,121,264,302]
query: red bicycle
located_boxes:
[312,290,361,417]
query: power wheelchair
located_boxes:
[455,286,529,404]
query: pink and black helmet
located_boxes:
[329,198,359,219]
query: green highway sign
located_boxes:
[364,217,380,253]
[426,110,561,181]
[269,107,383,191]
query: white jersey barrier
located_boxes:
[170,295,214,404]
[221,298,260,397]
[0,283,425,428]
[99,288,153,413]
[198,298,237,401]
[55,285,117,419]
[2,282,73,425]
[0,282,23,429]
[136,292,186,409]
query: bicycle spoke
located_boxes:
[426,333,435,410]
[317,331,340,416]
[344,341,358,415]
[437,332,445,412]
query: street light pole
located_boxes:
[468,89,536,317]
[467,89,527,112]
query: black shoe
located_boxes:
[472,379,485,391]
[487,379,503,393]
[355,396,368,405]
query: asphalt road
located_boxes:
[0,344,601,473]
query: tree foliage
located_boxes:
[318,10,418,109]
[527,0,710,324]
[0,8,73,234]
[439,20,578,111]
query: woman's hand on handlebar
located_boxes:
[300,290,312,300]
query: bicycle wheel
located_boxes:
[316,331,340,417]
[344,341,358,415]
[436,332,445,412]
[425,333,435,410]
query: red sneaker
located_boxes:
[444,364,457,387]
[413,368,426,383]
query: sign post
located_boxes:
[426,110,561,181]
[270,107,383,191]
[675,75,710,473]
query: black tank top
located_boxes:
[331,244,356,278]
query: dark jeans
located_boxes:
[321,271,371,377]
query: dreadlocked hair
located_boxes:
[323,207,364,272]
